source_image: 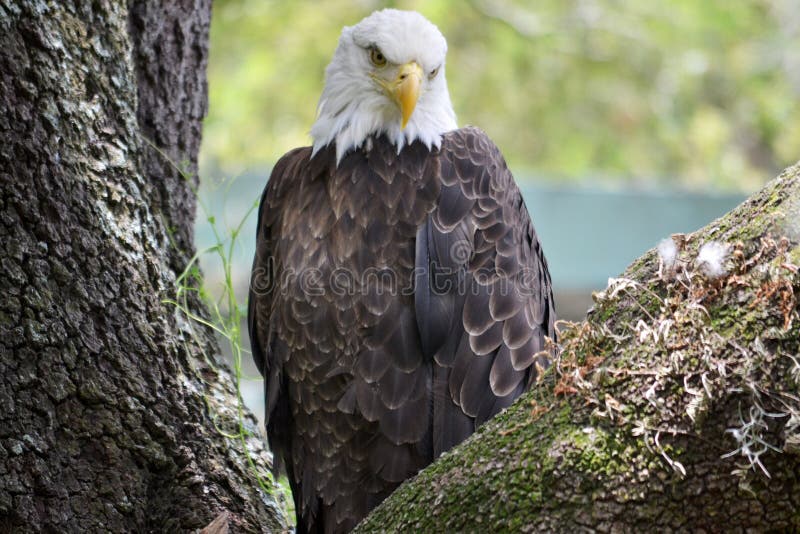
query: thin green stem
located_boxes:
[147,136,281,500]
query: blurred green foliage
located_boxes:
[202,0,800,191]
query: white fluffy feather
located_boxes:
[657,237,678,270]
[696,241,729,278]
[311,9,458,162]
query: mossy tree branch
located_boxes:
[357,164,800,532]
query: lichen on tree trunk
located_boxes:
[0,1,286,531]
[356,164,800,532]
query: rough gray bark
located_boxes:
[0,1,286,531]
[357,165,800,532]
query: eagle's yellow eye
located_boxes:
[369,47,387,67]
[429,66,440,79]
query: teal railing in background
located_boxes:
[519,184,744,318]
[196,171,745,319]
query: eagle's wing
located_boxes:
[415,127,556,456]
[248,147,312,474]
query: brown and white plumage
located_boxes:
[248,10,555,533]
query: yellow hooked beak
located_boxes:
[391,61,423,129]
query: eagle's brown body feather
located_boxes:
[249,127,555,532]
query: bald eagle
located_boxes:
[249,9,555,533]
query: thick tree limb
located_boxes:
[0,2,286,531]
[357,164,800,532]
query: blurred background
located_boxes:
[195,0,800,421]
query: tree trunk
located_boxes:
[356,165,800,532]
[0,2,286,532]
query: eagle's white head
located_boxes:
[311,9,458,162]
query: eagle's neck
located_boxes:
[310,80,457,164]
